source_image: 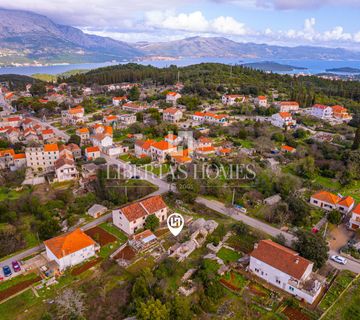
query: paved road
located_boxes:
[102,154,171,195]
[30,117,70,142]
[196,197,295,244]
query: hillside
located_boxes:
[135,36,360,60]
[0,9,142,66]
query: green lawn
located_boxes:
[217,247,242,264]
[319,270,356,313]
[0,187,29,202]
[119,154,132,162]
[99,222,128,243]
[0,273,38,292]
[322,273,360,320]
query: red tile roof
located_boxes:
[311,191,340,205]
[152,140,175,151]
[279,112,292,118]
[164,107,181,114]
[338,196,354,208]
[353,204,360,215]
[250,240,312,280]
[44,144,59,152]
[119,195,167,222]
[85,146,100,153]
[44,229,95,259]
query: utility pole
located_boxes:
[232,189,235,205]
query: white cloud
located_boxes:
[144,10,250,36]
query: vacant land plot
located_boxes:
[0,274,41,303]
[71,257,103,276]
[282,306,310,320]
[217,247,242,263]
[85,226,117,246]
[113,245,136,261]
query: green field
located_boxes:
[322,273,360,320]
[217,247,242,263]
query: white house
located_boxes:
[25,144,59,171]
[112,195,168,235]
[222,94,245,105]
[134,139,155,158]
[150,140,177,163]
[163,107,183,123]
[119,114,136,125]
[85,146,101,161]
[249,240,324,304]
[349,204,360,230]
[61,106,85,125]
[166,92,181,105]
[44,229,96,271]
[55,158,78,182]
[112,96,127,106]
[255,96,268,108]
[310,104,333,119]
[91,134,113,149]
[193,112,228,124]
[275,101,299,113]
[271,112,296,129]
[310,191,355,214]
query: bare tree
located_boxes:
[55,288,86,320]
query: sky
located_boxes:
[1,0,360,48]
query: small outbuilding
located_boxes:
[87,204,108,218]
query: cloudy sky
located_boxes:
[1,0,360,48]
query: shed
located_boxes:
[87,204,107,218]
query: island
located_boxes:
[242,61,307,72]
[325,67,360,73]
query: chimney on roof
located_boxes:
[295,258,299,264]
[254,243,258,249]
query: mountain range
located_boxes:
[1,8,360,66]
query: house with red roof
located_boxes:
[112,96,127,106]
[166,92,181,105]
[281,145,296,154]
[249,240,324,304]
[255,96,268,108]
[275,101,299,113]
[61,106,85,125]
[85,146,101,161]
[349,204,360,230]
[310,190,355,213]
[271,112,296,129]
[41,129,55,141]
[134,139,156,158]
[331,105,352,121]
[76,128,90,145]
[150,140,177,163]
[163,107,183,123]
[25,144,60,171]
[310,104,333,119]
[192,112,228,125]
[44,229,96,271]
[112,195,168,234]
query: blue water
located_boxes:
[1,58,360,76]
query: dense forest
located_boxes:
[63,63,360,110]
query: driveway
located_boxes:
[329,223,353,252]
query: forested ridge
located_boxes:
[63,63,360,109]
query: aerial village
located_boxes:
[0,69,359,320]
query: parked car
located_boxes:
[2,265,12,277]
[12,261,21,272]
[330,255,347,265]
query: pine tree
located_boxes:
[352,126,360,150]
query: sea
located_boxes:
[1,58,360,76]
